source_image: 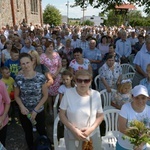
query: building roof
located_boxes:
[115,4,136,10]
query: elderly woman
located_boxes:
[69,47,92,75]
[116,85,150,150]
[0,80,10,147]
[99,54,122,92]
[59,69,104,150]
[14,53,48,150]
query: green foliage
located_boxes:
[73,0,150,14]
[43,4,62,26]
[104,10,124,26]
[82,20,94,26]
[122,120,150,147]
[104,10,150,26]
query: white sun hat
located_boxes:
[132,85,149,97]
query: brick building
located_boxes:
[0,0,43,28]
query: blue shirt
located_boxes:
[20,45,35,53]
[115,39,131,57]
[140,78,150,105]
[83,47,101,70]
[4,59,20,79]
[133,47,150,73]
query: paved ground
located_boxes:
[5,113,54,150]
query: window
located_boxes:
[16,0,19,10]
[31,0,38,14]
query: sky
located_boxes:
[42,0,146,18]
[42,0,102,18]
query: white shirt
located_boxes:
[118,102,150,149]
[58,84,69,94]
[60,87,103,135]
[133,47,150,73]
[69,58,90,73]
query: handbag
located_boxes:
[82,91,93,150]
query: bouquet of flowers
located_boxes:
[122,120,150,147]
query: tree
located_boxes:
[104,10,124,26]
[105,9,150,27]
[43,4,62,26]
[82,20,94,26]
[72,0,150,14]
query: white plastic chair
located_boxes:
[101,109,120,150]
[123,72,135,81]
[53,115,66,150]
[128,54,135,67]
[94,74,101,91]
[99,89,116,111]
[120,63,135,74]
[53,94,59,120]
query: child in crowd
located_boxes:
[1,40,12,65]
[111,79,132,109]
[57,70,75,140]
[60,56,69,74]
[58,70,75,102]
[140,63,150,105]
[1,66,16,123]
[35,45,44,56]
[4,47,20,79]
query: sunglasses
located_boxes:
[76,78,91,84]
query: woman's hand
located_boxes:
[106,87,111,93]
[134,143,145,150]
[73,128,87,140]
[20,105,29,115]
[81,127,93,137]
[31,111,37,120]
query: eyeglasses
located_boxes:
[76,78,91,84]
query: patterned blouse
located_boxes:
[69,58,90,73]
[15,72,46,112]
[99,62,122,90]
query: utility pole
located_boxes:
[66,1,69,24]
[81,6,86,24]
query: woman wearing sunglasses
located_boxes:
[59,69,104,150]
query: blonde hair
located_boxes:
[28,50,40,65]
[75,69,92,80]
[117,82,132,94]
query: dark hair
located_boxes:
[100,35,108,43]
[61,56,69,68]
[106,54,114,61]
[109,44,116,49]
[56,36,61,40]
[1,66,9,72]
[45,40,55,48]
[19,52,32,61]
[73,47,82,54]
[61,70,75,87]
[11,46,19,53]
[138,34,144,39]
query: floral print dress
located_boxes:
[40,52,61,96]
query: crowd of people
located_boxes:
[0,22,150,150]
